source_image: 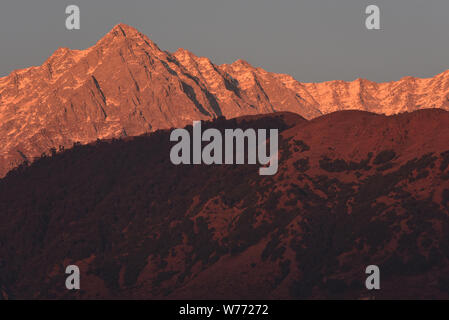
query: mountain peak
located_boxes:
[233,59,252,67]
[110,23,142,37]
[173,47,195,59]
[96,23,157,48]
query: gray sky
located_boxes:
[0,0,448,82]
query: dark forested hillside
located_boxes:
[0,110,448,299]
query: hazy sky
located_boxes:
[0,0,448,82]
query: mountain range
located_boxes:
[1,23,449,299]
[1,23,449,176]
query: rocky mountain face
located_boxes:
[1,24,449,177]
[0,110,448,299]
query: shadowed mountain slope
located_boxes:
[0,110,448,299]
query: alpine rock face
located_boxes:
[1,23,449,177]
